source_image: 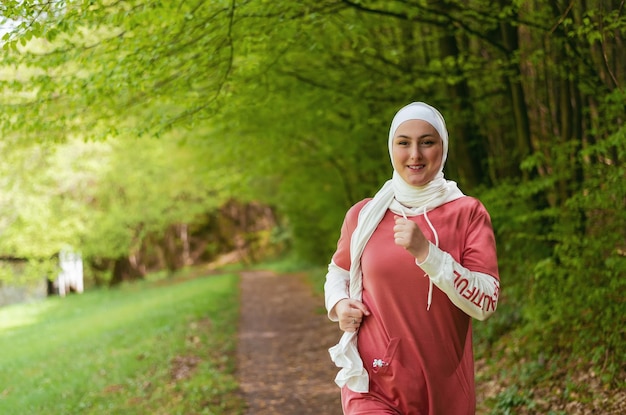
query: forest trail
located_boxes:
[236,270,343,414]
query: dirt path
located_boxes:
[236,270,343,415]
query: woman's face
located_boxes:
[391,119,443,187]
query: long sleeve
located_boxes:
[324,200,370,322]
[324,260,350,321]
[418,244,499,321]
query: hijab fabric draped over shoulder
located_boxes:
[328,102,465,392]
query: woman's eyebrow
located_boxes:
[395,133,435,139]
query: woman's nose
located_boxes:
[409,145,421,160]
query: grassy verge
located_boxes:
[0,270,244,415]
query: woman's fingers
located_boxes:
[336,299,370,332]
[340,315,361,332]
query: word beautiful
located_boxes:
[453,270,498,312]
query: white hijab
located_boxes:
[329,102,465,392]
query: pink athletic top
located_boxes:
[332,196,499,414]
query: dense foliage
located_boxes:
[1,0,624,410]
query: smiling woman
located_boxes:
[391,119,443,187]
[324,102,500,415]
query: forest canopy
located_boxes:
[1,0,625,405]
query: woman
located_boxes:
[325,102,500,414]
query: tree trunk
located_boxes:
[499,0,534,179]
[110,257,145,286]
[438,31,489,188]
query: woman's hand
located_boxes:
[333,299,370,332]
[393,216,430,262]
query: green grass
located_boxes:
[0,271,245,415]
[256,254,327,293]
